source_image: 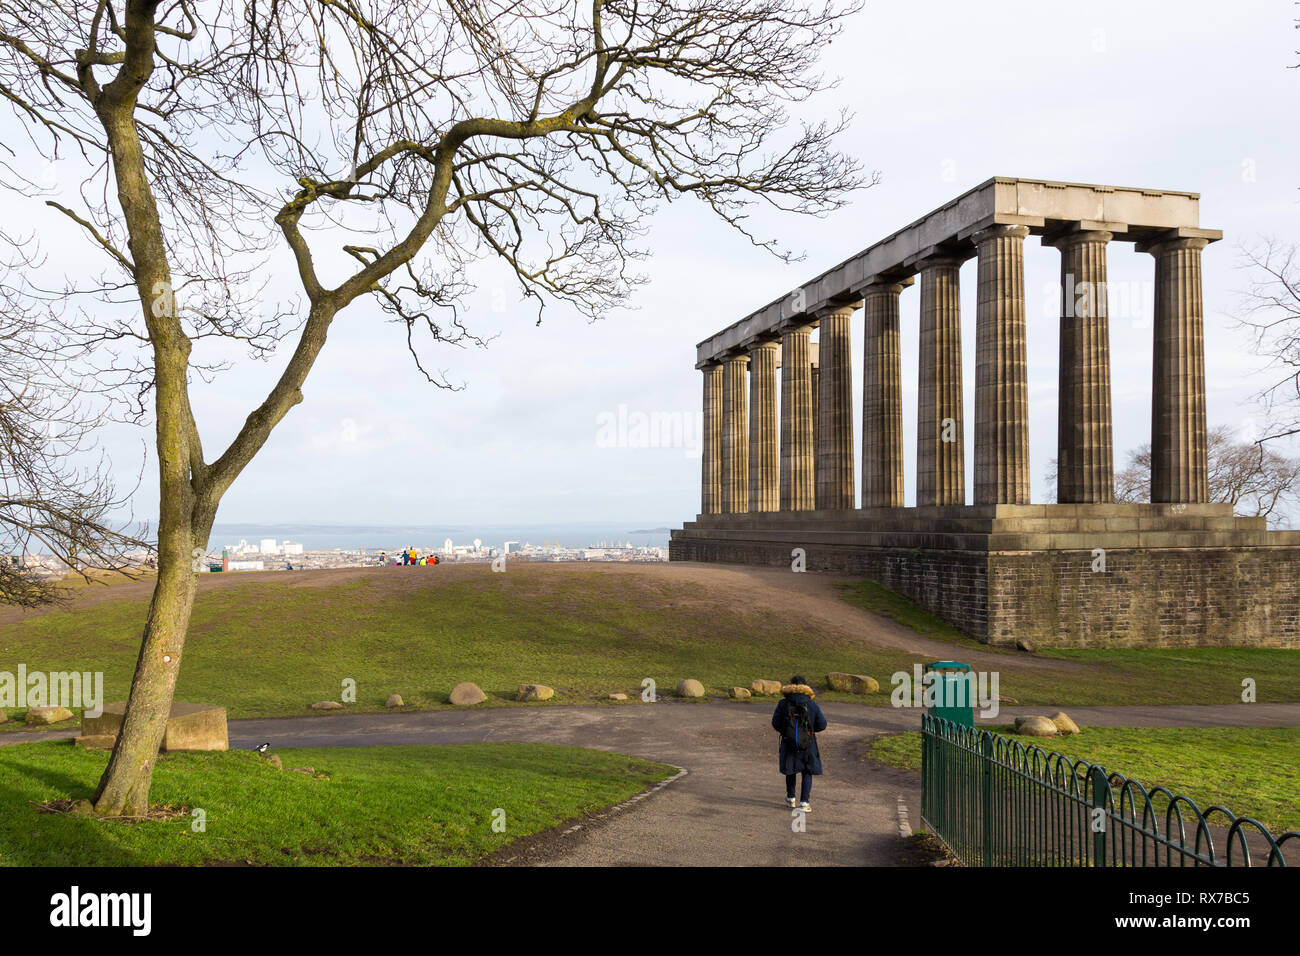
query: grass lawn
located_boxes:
[0,741,675,866]
[837,580,1300,705]
[1,567,1296,721]
[865,726,1300,834]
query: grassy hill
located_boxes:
[2,562,1298,720]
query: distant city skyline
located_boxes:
[200,522,673,552]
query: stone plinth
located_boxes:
[669,505,1300,648]
[82,701,229,752]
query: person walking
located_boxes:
[771,676,827,812]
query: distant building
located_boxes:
[227,560,265,571]
[259,538,278,555]
[283,541,304,555]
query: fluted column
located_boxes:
[700,363,723,514]
[1148,236,1210,503]
[1054,230,1115,503]
[973,224,1031,505]
[720,352,749,513]
[816,304,857,510]
[748,341,780,512]
[917,256,966,506]
[779,325,815,510]
[861,280,908,508]
[811,360,820,497]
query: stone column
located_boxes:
[917,256,966,506]
[700,363,722,514]
[973,224,1032,505]
[1147,236,1210,503]
[861,280,909,508]
[811,359,820,498]
[720,352,749,513]
[816,304,857,510]
[1054,230,1115,503]
[748,341,780,512]
[779,325,815,511]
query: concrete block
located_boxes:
[82,701,228,752]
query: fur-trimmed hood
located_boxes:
[781,683,815,698]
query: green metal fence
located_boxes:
[920,713,1298,867]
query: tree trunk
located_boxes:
[91,336,207,816]
[91,531,198,815]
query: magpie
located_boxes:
[253,742,270,753]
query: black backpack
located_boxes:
[783,698,814,752]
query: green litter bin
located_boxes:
[926,661,974,728]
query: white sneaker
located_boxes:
[799,802,812,813]
[785,797,798,809]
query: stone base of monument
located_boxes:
[81,702,228,752]
[671,503,1300,649]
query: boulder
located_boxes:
[729,687,752,700]
[1050,711,1080,735]
[676,679,706,698]
[607,693,628,701]
[750,679,783,696]
[385,694,404,709]
[74,734,116,751]
[84,701,228,751]
[1016,639,1034,653]
[516,684,555,702]
[310,700,343,711]
[449,682,487,706]
[0,708,7,723]
[261,753,283,770]
[1014,716,1058,738]
[25,706,74,725]
[826,672,879,695]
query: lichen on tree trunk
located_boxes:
[91,546,198,816]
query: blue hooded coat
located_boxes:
[771,683,827,775]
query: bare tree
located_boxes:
[0,0,869,814]
[1044,426,1300,525]
[1111,426,1300,525]
[0,237,143,607]
[1237,239,1300,443]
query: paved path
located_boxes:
[230,701,924,867]
[7,700,1298,866]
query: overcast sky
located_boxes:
[13,0,1300,529]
